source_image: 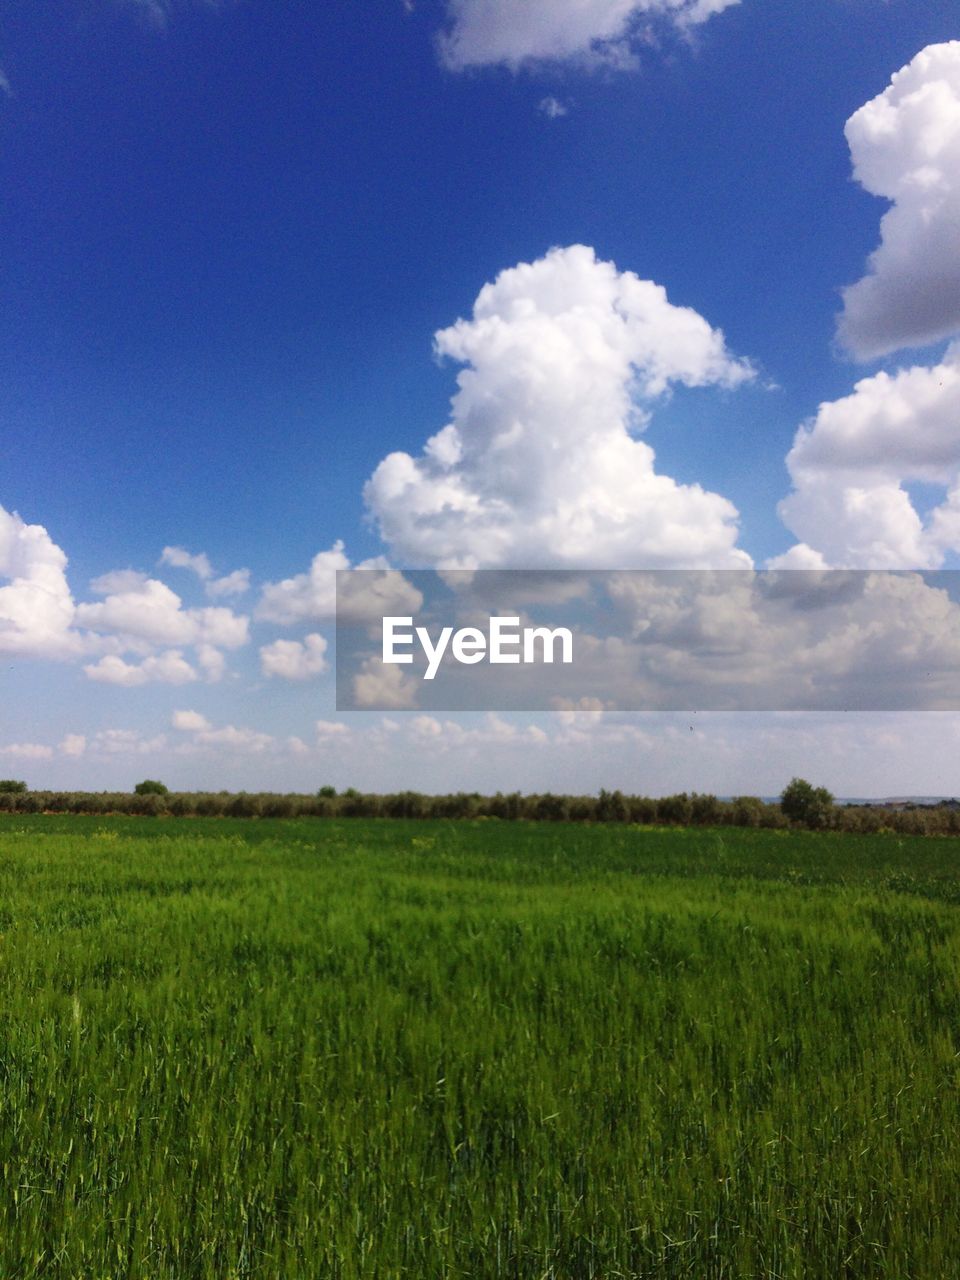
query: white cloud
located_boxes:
[0,505,82,659]
[59,734,87,758]
[353,657,419,709]
[160,546,213,580]
[402,711,551,748]
[838,42,960,359]
[206,568,250,598]
[161,546,250,599]
[191,724,275,753]
[90,569,150,595]
[538,95,569,118]
[84,650,200,686]
[255,542,351,623]
[260,634,330,680]
[170,708,275,753]
[766,544,828,571]
[0,742,54,760]
[90,728,168,756]
[76,578,248,650]
[256,543,420,625]
[777,345,960,567]
[316,719,350,739]
[437,0,739,71]
[172,709,211,732]
[195,644,226,682]
[0,70,12,98]
[365,245,755,571]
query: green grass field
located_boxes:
[0,815,958,1278]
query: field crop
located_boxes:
[0,815,958,1278]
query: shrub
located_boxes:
[226,793,262,819]
[134,780,169,797]
[261,795,297,819]
[596,789,628,823]
[657,793,693,825]
[780,778,835,829]
[627,795,658,824]
[193,793,228,817]
[129,792,168,817]
[729,796,765,828]
[690,793,721,825]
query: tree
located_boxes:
[0,780,27,794]
[780,777,834,829]
[317,785,337,798]
[134,779,169,796]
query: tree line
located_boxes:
[0,776,959,835]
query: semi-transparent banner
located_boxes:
[335,569,960,711]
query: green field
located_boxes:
[0,815,958,1278]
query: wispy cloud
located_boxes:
[538,95,569,118]
[437,0,740,72]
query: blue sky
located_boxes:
[2,0,960,795]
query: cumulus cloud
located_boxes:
[0,742,54,760]
[90,569,149,595]
[838,42,960,359]
[172,709,211,732]
[161,546,250,599]
[76,577,248,650]
[90,728,167,756]
[205,568,250,598]
[777,345,960,567]
[256,541,352,623]
[260,633,330,680]
[316,719,350,739]
[195,643,226,682]
[1,509,248,682]
[171,708,274,753]
[0,505,82,659]
[84,650,200,687]
[160,546,213,579]
[365,245,755,571]
[59,734,87,758]
[353,657,419,709]
[256,542,421,625]
[437,0,739,71]
[182,722,275,753]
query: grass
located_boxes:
[0,815,958,1277]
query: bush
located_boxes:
[134,780,169,797]
[780,778,835,829]
[690,793,721,825]
[226,793,262,819]
[657,793,693,826]
[596,789,628,822]
[627,796,658,824]
[729,796,765,828]
[261,795,297,819]
[129,792,168,817]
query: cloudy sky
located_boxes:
[2,1,960,796]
